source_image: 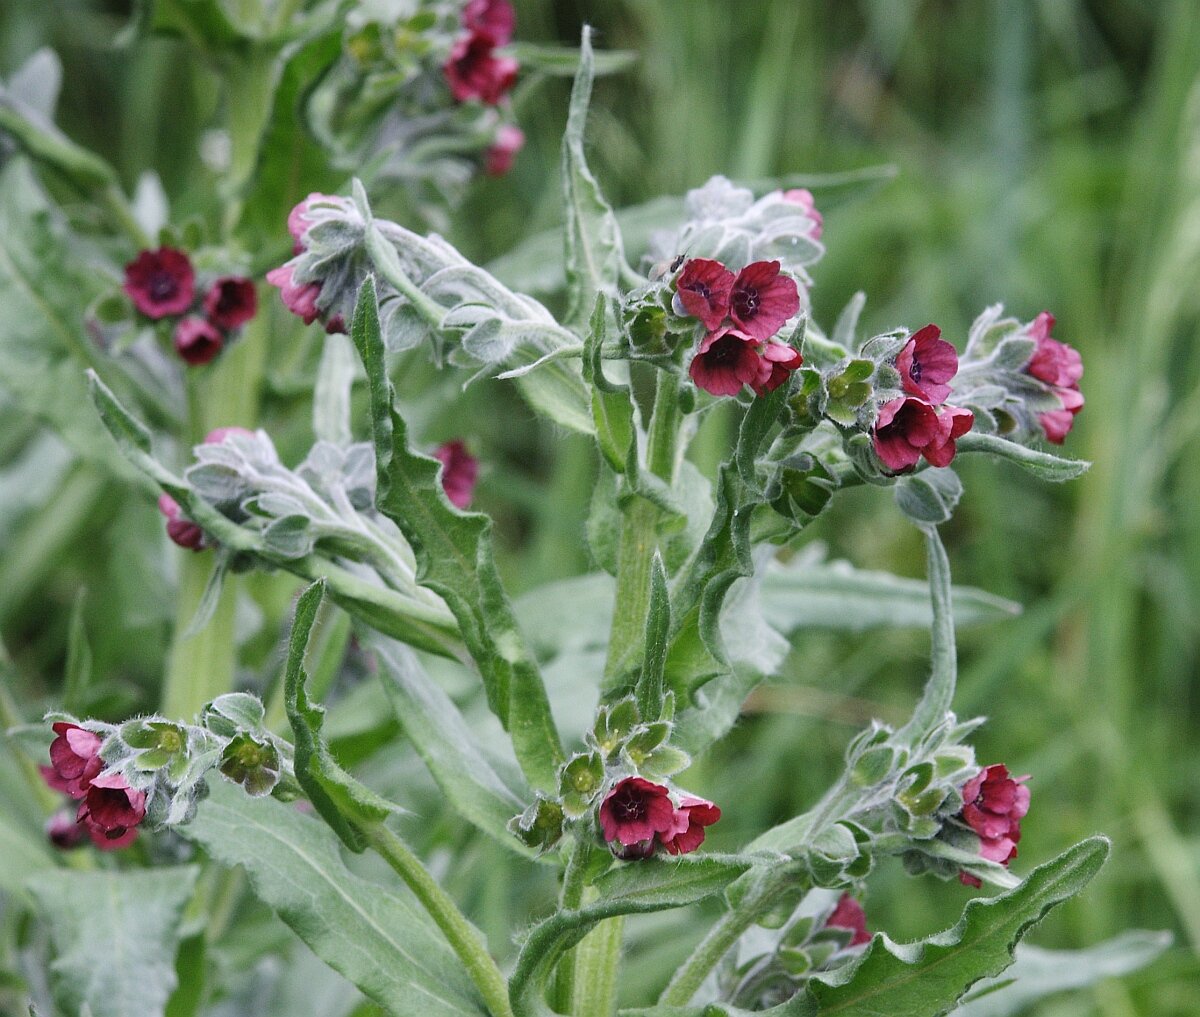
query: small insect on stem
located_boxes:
[650,252,688,281]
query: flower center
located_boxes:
[612,790,645,823]
[733,286,759,319]
[909,359,923,382]
[149,272,178,302]
[686,281,713,302]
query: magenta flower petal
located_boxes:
[266,264,322,325]
[729,260,799,341]
[77,771,146,840]
[689,328,762,397]
[433,440,479,509]
[921,404,974,468]
[872,397,940,471]
[203,276,258,331]
[485,124,525,176]
[599,777,677,848]
[173,316,224,366]
[674,259,735,330]
[958,764,1030,875]
[751,341,803,396]
[826,893,870,946]
[445,33,518,105]
[781,188,823,240]
[462,0,515,46]
[46,723,103,798]
[123,247,195,319]
[659,795,721,856]
[158,494,205,551]
[897,324,958,404]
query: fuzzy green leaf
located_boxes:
[350,278,564,791]
[26,866,199,1017]
[637,551,671,720]
[584,294,636,472]
[956,431,1090,482]
[181,782,486,1017]
[798,838,1110,1017]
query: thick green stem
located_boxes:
[571,916,623,1017]
[364,823,514,1017]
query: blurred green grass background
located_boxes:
[2,1,1199,1014]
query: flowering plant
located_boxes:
[0,14,1169,1017]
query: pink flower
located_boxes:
[826,893,870,946]
[689,327,766,396]
[46,811,86,850]
[599,777,679,852]
[287,192,336,249]
[958,764,1030,886]
[752,341,804,397]
[158,493,205,551]
[77,771,146,842]
[781,188,823,241]
[203,276,258,330]
[123,247,195,319]
[434,440,479,509]
[173,316,224,366]
[462,0,514,46]
[445,33,518,105]
[729,260,800,341]
[266,264,322,325]
[659,794,721,856]
[1023,312,1084,444]
[86,823,139,851]
[43,723,103,799]
[674,258,735,330]
[897,324,958,404]
[872,397,974,472]
[485,124,525,176]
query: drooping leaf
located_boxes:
[26,866,199,1017]
[798,838,1110,1017]
[350,278,564,791]
[181,781,486,1017]
[583,294,636,472]
[956,431,1089,482]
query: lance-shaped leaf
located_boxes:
[350,278,564,791]
[799,837,1110,1017]
[956,431,1089,482]
[636,552,671,721]
[26,866,199,1017]
[368,633,533,853]
[584,294,636,472]
[509,856,758,1015]
[285,580,398,852]
[181,781,487,1017]
[561,26,626,331]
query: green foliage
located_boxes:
[26,867,199,1017]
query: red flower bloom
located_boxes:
[872,397,973,472]
[897,324,958,404]
[123,247,195,319]
[659,794,721,856]
[781,187,823,241]
[826,893,871,946]
[46,811,86,850]
[445,33,518,105]
[266,264,322,325]
[599,777,679,851]
[729,260,799,341]
[434,440,479,509]
[173,316,224,366]
[689,327,764,397]
[86,823,139,851]
[203,276,258,331]
[158,493,205,551]
[674,258,735,330]
[462,0,514,46]
[751,341,804,396]
[44,723,103,799]
[958,764,1030,887]
[485,124,525,176]
[1023,312,1084,444]
[77,771,146,842]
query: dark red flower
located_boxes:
[46,811,85,850]
[158,493,205,551]
[689,327,764,397]
[86,823,139,851]
[729,260,800,341]
[826,893,870,946]
[434,440,479,509]
[123,247,195,319]
[203,276,258,331]
[958,764,1030,886]
[751,341,803,396]
[1023,312,1084,444]
[659,794,721,856]
[445,33,518,105]
[173,316,224,366]
[897,324,958,404]
[781,188,823,241]
[872,397,973,472]
[674,259,735,330]
[77,771,146,841]
[266,264,322,325]
[599,777,679,852]
[462,0,514,46]
[485,124,525,176]
[44,723,103,799]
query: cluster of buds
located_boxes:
[39,693,291,851]
[157,426,254,551]
[954,764,1031,887]
[673,257,804,397]
[267,193,361,334]
[510,697,721,860]
[1021,313,1084,443]
[123,247,256,366]
[870,325,975,472]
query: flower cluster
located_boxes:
[444,0,518,106]
[956,764,1030,887]
[1023,312,1084,443]
[598,777,721,859]
[871,325,974,471]
[40,723,145,850]
[674,258,803,397]
[267,193,355,334]
[123,247,256,366]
